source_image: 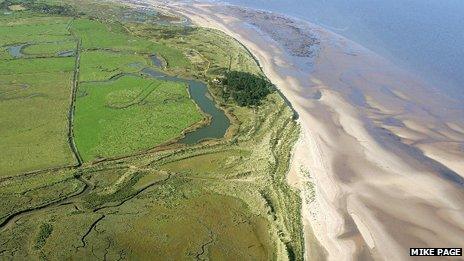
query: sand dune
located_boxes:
[131,1,464,260]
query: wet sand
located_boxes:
[133,1,464,260]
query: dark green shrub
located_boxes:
[222,71,274,106]
[35,223,53,250]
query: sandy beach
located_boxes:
[134,1,464,260]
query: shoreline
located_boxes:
[139,1,464,260]
[158,4,366,259]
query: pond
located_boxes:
[150,54,165,68]
[141,65,230,144]
[6,43,27,58]
[58,50,75,57]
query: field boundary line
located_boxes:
[68,20,83,165]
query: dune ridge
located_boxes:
[133,1,464,260]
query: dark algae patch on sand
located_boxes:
[0,0,304,259]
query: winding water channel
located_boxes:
[142,56,230,144]
[3,43,229,144]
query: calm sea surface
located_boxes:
[209,0,464,99]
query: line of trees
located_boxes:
[222,71,274,106]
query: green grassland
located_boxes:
[0,92,303,260]
[0,10,204,171]
[78,50,149,81]
[0,48,8,59]
[0,168,84,227]
[71,18,153,51]
[22,40,76,56]
[0,56,75,74]
[72,17,204,161]
[0,17,71,46]
[0,0,306,260]
[0,73,76,175]
[74,75,203,161]
[132,23,262,78]
[0,13,77,176]
[71,18,190,68]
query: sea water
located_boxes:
[212,0,464,100]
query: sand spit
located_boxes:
[130,1,464,260]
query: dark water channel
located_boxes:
[6,43,75,58]
[149,54,165,67]
[141,63,230,144]
[58,50,75,57]
[6,43,26,58]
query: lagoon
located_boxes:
[141,66,230,144]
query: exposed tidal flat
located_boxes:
[1,0,462,259]
[155,1,464,260]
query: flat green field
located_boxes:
[71,18,190,68]
[0,72,76,175]
[74,75,202,161]
[0,14,77,176]
[0,45,8,59]
[134,23,262,78]
[71,17,202,161]
[0,1,306,260]
[22,40,76,56]
[70,18,204,161]
[0,56,75,74]
[79,50,149,81]
[71,19,152,51]
[0,17,71,46]
[0,12,202,173]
